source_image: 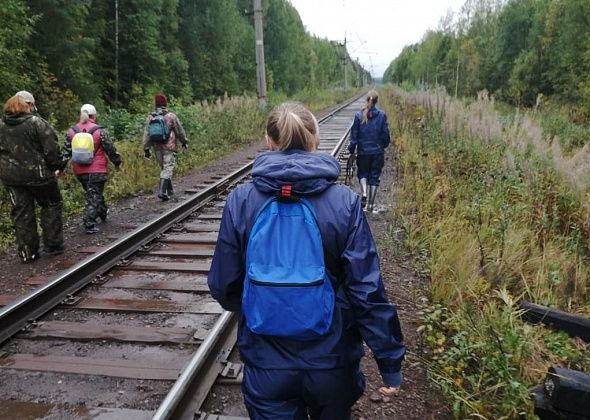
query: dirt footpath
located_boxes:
[0,131,449,419]
[349,154,451,419]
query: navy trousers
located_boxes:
[356,154,384,186]
[242,364,365,420]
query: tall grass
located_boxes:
[0,89,359,250]
[0,95,265,250]
[380,86,590,418]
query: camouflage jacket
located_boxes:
[0,112,64,186]
[142,107,188,152]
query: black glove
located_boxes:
[144,149,151,159]
[182,143,188,150]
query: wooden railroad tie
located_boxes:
[519,301,590,343]
[533,367,590,419]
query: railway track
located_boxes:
[0,95,364,420]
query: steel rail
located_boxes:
[0,161,250,345]
[153,96,360,420]
[152,312,237,420]
[332,122,354,158]
[0,93,363,347]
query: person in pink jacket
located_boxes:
[63,104,121,234]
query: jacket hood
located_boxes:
[366,106,380,120]
[2,112,34,126]
[252,150,340,196]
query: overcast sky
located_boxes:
[288,0,467,78]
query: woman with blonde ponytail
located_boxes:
[209,102,405,419]
[348,90,391,213]
[63,104,122,234]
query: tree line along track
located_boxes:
[0,94,365,420]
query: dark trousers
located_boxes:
[242,364,365,420]
[77,173,108,227]
[356,154,385,186]
[5,182,63,258]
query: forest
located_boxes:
[0,0,370,129]
[0,0,369,248]
[1,0,589,417]
[383,0,590,117]
[380,0,590,417]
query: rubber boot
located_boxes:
[85,223,99,234]
[360,178,368,209]
[166,179,174,198]
[367,185,378,213]
[158,178,170,201]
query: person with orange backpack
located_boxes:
[142,94,188,201]
[63,104,122,234]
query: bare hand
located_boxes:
[378,386,400,397]
[54,170,63,177]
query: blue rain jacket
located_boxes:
[207,150,405,386]
[348,106,391,155]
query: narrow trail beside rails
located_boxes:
[0,96,450,419]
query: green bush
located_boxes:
[381,86,590,417]
[0,89,352,250]
[539,112,590,151]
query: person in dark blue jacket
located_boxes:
[348,90,391,213]
[208,102,405,420]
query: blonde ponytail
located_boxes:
[266,103,320,152]
[362,90,379,124]
[79,110,91,124]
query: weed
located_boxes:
[380,86,590,417]
[0,89,356,250]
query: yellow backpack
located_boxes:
[71,126,100,164]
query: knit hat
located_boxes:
[155,94,168,108]
[16,91,35,104]
[81,104,97,116]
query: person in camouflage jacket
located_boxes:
[0,91,66,263]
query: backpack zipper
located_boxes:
[250,279,324,287]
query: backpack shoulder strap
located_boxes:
[299,193,344,287]
[71,126,81,134]
[87,125,102,135]
[250,196,278,227]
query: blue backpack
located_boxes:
[242,186,335,341]
[148,112,170,144]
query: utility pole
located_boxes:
[343,34,348,90]
[115,0,119,104]
[454,55,460,98]
[344,61,348,90]
[253,0,267,108]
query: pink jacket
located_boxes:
[65,122,121,175]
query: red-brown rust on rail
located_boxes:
[20,320,202,344]
[123,261,211,273]
[0,353,186,380]
[69,297,223,314]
